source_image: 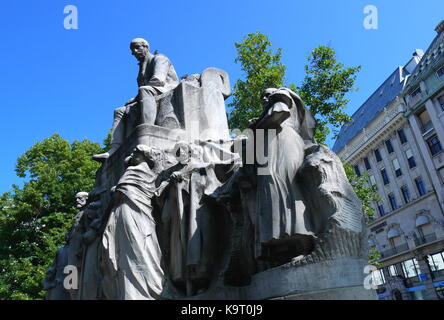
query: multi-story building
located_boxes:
[333,20,444,300]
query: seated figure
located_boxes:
[93,38,180,162]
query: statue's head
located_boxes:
[130,145,163,170]
[261,88,277,109]
[261,87,316,143]
[173,141,190,164]
[75,192,89,209]
[131,145,150,163]
[130,38,150,61]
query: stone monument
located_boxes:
[45,38,376,300]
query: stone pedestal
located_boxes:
[186,258,376,300]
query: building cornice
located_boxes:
[405,78,444,116]
[340,104,406,163]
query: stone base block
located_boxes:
[186,258,377,300]
[272,286,376,300]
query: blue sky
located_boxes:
[0,0,443,193]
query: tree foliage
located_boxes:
[343,162,381,222]
[369,246,382,268]
[298,46,361,143]
[0,134,103,300]
[228,32,361,145]
[228,31,287,130]
[343,163,382,264]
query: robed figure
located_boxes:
[157,142,221,296]
[101,145,165,300]
[251,88,316,262]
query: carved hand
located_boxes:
[248,117,260,128]
[171,171,183,182]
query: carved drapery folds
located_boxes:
[46,40,369,300]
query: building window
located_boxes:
[381,168,390,185]
[437,65,444,78]
[369,175,376,186]
[398,129,408,144]
[439,168,444,185]
[411,87,422,98]
[428,253,444,290]
[418,110,433,134]
[415,177,427,196]
[374,148,382,162]
[406,149,417,169]
[372,269,385,286]
[428,252,444,272]
[386,139,394,154]
[401,258,420,279]
[438,95,444,111]
[354,165,361,177]
[388,264,399,277]
[377,202,386,216]
[388,194,397,211]
[401,186,411,204]
[427,135,443,156]
[364,157,371,170]
[392,158,402,177]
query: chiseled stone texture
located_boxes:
[188,258,376,300]
[185,145,375,300]
[46,56,373,299]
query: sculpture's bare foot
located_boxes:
[92,152,110,163]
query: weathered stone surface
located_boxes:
[46,40,374,300]
[186,258,375,300]
[101,146,165,300]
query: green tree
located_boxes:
[298,46,361,144]
[343,162,382,265]
[0,134,103,300]
[369,247,382,267]
[228,33,361,145]
[343,163,380,222]
[228,31,287,130]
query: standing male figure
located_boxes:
[93,38,180,162]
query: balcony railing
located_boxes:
[381,243,410,259]
[414,233,437,246]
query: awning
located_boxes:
[415,215,429,227]
[387,228,400,239]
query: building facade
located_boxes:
[333,20,444,300]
